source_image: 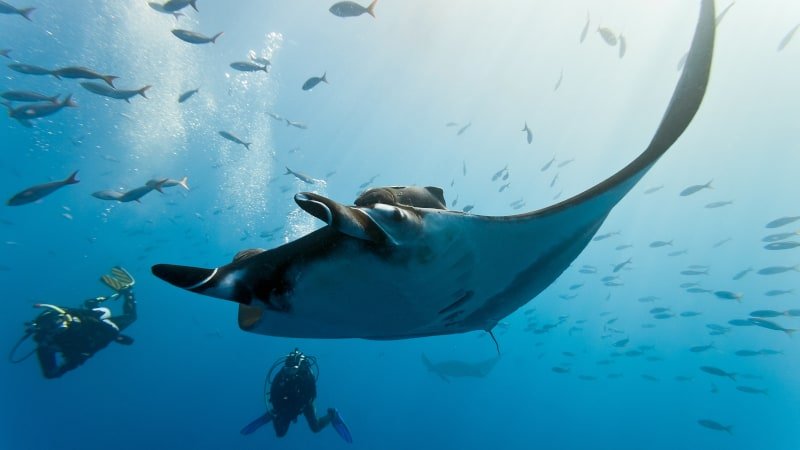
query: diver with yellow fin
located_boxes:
[9,266,138,379]
[241,348,353,444]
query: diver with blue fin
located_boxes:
[9,266,138,379]
[241,348,353,444]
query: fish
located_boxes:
[686,287,712,294]
[541,156,556,172]
[230,61,268,73]
[522,122,532,144]
[653,313,673,320]
[285,119,308,129]
[553,69,563,91]
[597,27,618,46]
[218,131,251,150]
[80,82,151,103]
[615,244,633,251]
[649,307,669,313]
[267,111,283,121]
[498,183,510,193]
[680,180,712,196]
[8,63,53,76]
[1,91,58,103]
[700,366,736,381]
[705,200,732,208]
[147,2,184,19]
[668,249,688,256]
[613,258,632,273]
[149,1,714,340]
[421,353,500,382]
[778,23,800,52]
[680,311,702,317]
[765,289,793,297]
[749,310,782,318]
[763,231,800,242]
[766,216,800,228]
[736,386,768,395]
[178,88,199,103]
[91,190,124,201]
[285,167,322,185]
[728,319,753,327]
[649,240,672,248]
[0,1,34,20]
[550,173,559,187]
[557,158,575,168]
[732,267,752,280]
[6,171,79,206]
[491,165,508,182]
[579,12,590,43]
[714,290,742,301]
[551,366,570,374]
[329,0,377,18]
[681,268,709,276]
[764,241,800,250]
[714,2,735,26]
[612,338,629,348]
[147,176,189,191]
[457,122,472,136]
[712,237,731,248]
[0,49,10,58]
[734,350,761,357]
[698,419,732,434]
[5,94,77,126]
[759,349,783,355]
[618,33,627,58]
[171,29,223,44]
[748,318,796,336]
[689,343,714,353]
[51,66,118,87]
[162,0,198,12]
[757,265,799,275]
[643,185,664,194]
[302,73,328,91]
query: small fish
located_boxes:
[7,171,79,206]
[736,386,768,395]
[553,69,563,91]
[765,289,793,297]
[714,291,742,301]
[178,88,199,103]
[680,180,712,196]
[641,374,659,382]
[680,282,699,288]
[668,249,688,256]
[712,237,732,248]
[172,29,223,44]
[766,216,800,229]
[748,318,796,336]
[643,185,663,194]
[612,258,631,273]
[147,176,189,191]
[491,165,508,182]
[117,182,166,203]
[162,0,198,12]
[551,366,570,374]
[285,167,321,185]
[92,190,124,201]
[764,241,800,251]
[579,12,590,43]
[714,1,735,27]
[689,343,714,353]
[749,310,782,318]
[732,267,752,280]
[705,200,733,209]
[148,2,185,19]
[444,122,458,127]
[681,269,709,276]
[615,244,633,251]
[457,122,472,136]
[285,119,308,130]
[597,27,618,46]
[541,156,556,172]
[8,63,53,76]
[697,419,732,434]
[680,311,702,317]
[649,307,669,314]
[550,173,559,188]
[734,349,761,357]
[6,95,77,126]
[686,287,712,294]
[51,66,118,87]
[653,313,673,320]
[267,112,283,121]
[649,240,673,248]
[498,183,510,193]
[618,33,627,58]
[81,82,151,103]
[778,23,800,52]
[706,324,729,332]
[728,319,754,327]
[557,158,574,168]
[757,265,799,275]
[218,131,251,150]
[450,195,459,207]
[0,1,34,20]
[593,231,621,241]
[0,49,10,58]
[700,366,736,381]
[759,349,783,355]
[612,338,629,348]
[1,91,58,103]
[230,61,268,73]
[521,122,532,144]
[462,205,474,213]
[329,0,378,18]
[302,73,328,91]
[762,231,799,242]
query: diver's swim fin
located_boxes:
[329,408,353,444]
[240,412,272,435]
[100,266,135,292]
[101,274,123,292]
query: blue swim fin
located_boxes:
[329,408,353,444]
[240,412,272,435]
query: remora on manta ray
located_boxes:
[152,0,715,340]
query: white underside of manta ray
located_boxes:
[152,0,715,340]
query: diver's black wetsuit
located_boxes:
[34,290,137,379]
[269,359,331,436]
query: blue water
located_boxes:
[2,1,799,449]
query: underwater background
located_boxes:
[1,1,799,449]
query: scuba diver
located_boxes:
[241,348,353,444]
[9,266,137,379]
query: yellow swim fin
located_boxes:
[110,266,135,288]
[100,274,123,292]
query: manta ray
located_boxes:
[421,354,502,383]
[152,0,715,340]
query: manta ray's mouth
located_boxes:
[295,192,333,224]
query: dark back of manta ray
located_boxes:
[355,186,447,209]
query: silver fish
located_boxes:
[736,386,767,395]
[162,0,198,12]
[81,82,151,103]
[219,131,251,149]
[491,165,508,182]
[285,167,321,185]
[749,309,782,318]
[285,119,308,129]
[172,29,223,44]
[765,289,793,297]
[230,61,268,73]
[554,69,563,91]
[92,190,124,201]
[302,73,328,91]
[705,200,732,208]
[749,318,796,336]
[613,258,631,273]
[766,216,800,228]
[147,176,189,191]
[557,158,575,168]
[598,27,618,46]
[51,66,118,87]
[541,156,556,172]
[580,12,590,43]
[680,311,702,317]
[643,185,663,194]
[680,180,712,196]
[0,49,11,58]
[148,2,184,19]
[593,231,620,241]
[0,1,34,20]
[178,88,199,103]
[7,171,79,206]
[765,241,800,250]
[522,122,533,144]
[498,183,510,193]
[778,23,800,52]
[618,33,627,58]
[697,419,732,434]
[457,122,471,135]
[329,0,377,18]
[757,265,799,275]
[700,366,736,381]
[6,94,77,126]
[714,290,742,301]
[1,91,58,103]
[8,63,52,76]
[732,267,752,280]
[762,231,799,242]
[649,240,673,248]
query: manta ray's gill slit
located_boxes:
[438,290,475,315]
